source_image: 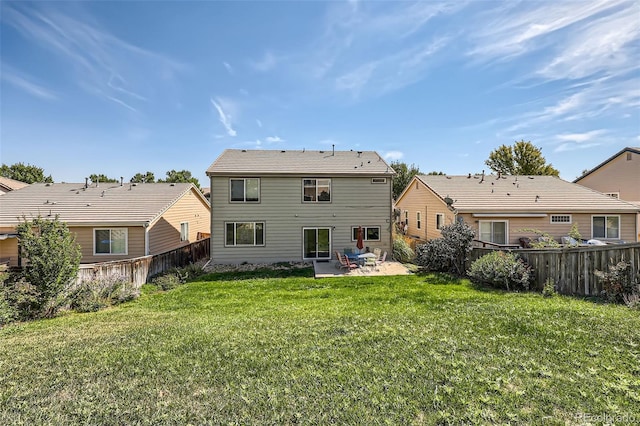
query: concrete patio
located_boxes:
[313,259,412,278]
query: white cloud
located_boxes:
[210,98,237,137]
[223,61,233,74]
[556,130,606,143]
[1,67,57,100]
[383,151,404,161]
[265,136,284,143]
[250,51,278,72]
[554,142,601,153]
[256,119,262,128]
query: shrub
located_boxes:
[468,251,533,291]
[68,275,139,313]
[595,261,639,303]
[1,278,41,322]
[15,216,81,318]
[518,228,560,249]
[416,222,474,275]
[392,236,415,263]
[623,287,640,310]
[151,263,206,291]
[152,273,183,291]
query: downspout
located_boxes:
[144,221,150,255]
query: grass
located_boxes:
[1,270,639,425]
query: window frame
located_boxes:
[591,215,620,239]
[404,210,409,226]
[371,178,387,184]
[478,220,509,245]
[550,215,572,224]
[351,226,381,242]
[416,211,421,230]
[93,228,128,255]
[302,178,332,203]
[436,213,445,230]
[229,178,261,203]
[224,222,265,247]
[180,222,189,242]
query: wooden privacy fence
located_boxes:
[76,238,210,288]
[469,243,640,296]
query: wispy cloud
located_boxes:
[256,119,263,128]
[556,130,606,143]
[250,51,278,72]
[553,130,607,153]
[210,98,237,137]
[383,151,404,161]
[223,61,233,75]
[1,3,186,112]
[265,136,284,143]
[1,66,57,100]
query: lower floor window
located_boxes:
[479,221,507,245]
[592,216,619,239]
[436,213,445,230]
[225,222,265,246]
[180,222,189,242]
[352,226,380,241]
[94,228,128,255]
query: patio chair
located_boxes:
[373,247,382,261]
[344,255,359,270]
[363,256,377,270]
[376,251,387,266]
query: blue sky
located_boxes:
[1,1,639,185]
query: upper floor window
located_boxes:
[416,212,421,229]
[180,222,189,242]
[94,228,128,255]
[303,179,331,202]
[436,213,445,230]
[230,178,260,202]
[404,210,409,226]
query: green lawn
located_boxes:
[1,269,639,425]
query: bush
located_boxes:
[468,251,532,291]
[15,216,81,318]
[151,263,205,291]
[392,236,415,263]
[542,278,556,297]
[1,278,41,323]
[415,222,475,275]
[152,273,183,291]
[68,275,139,313]
[595,261,639,303]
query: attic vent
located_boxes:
[627,153,633,161]
[371,178,387,184]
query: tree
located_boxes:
[15,216,81,318]
[391,161,421,200]
[89,174,119,184]
[158,169,200,188]
[130,171,156,183]
[485,140,559,176]
[427,171,444,175]
[0,162,53,184]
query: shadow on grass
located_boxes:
[196,267,315,282]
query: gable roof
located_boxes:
[0,182,209,227]
[414,174,639,214]
[0,177,29,192]
[574,147,640,183]
[206,149,395,176]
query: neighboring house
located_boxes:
[0,182,210,266]
[206,149,395,264]
[395,174,640,245]
[0,177,29,195]
[574,147,640,205]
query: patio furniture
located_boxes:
[344,255,359,270]
[344,248,359,261]
[376,251,387,266]
[363,256,377,270]
[373,247,382,261]
[335,251,357,271]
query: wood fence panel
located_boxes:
[77,238,210,288]
[469,243,640,296]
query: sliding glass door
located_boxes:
[303,228,331,260]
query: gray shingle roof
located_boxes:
[0,177,29,192]
[415,175,640,213]
[206,149,395,176]
[0,182,205,227]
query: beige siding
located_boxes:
[395,178,455,242]
[577,151,640,204]
[458,213,637,245]
[210,176,393,263]
[74,226,145,263]
[148,189,211,255]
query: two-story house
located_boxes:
[206,149,395,264]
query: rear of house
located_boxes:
[207,149,395,264]
[0,182,210,266]
[395,174,640,246]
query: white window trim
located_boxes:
[478,220,509,245]
[93,228,128,256]
[591,215,621,240]
[229,178,260,203]
[302,178,332,203]
[436,213,445,230]
[180,222,189,242]
[550,215,572,224]
[224,222,266,247]
[404,210,409,225]
[351,226,381,242]
[416,212,421,230]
